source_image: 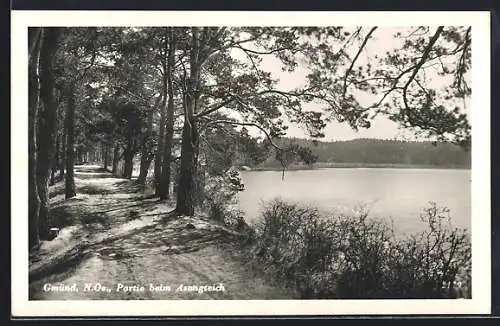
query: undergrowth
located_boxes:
[246,198,471,299]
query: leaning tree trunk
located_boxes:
[29,27,42,250]
[36,27,61,240]
[159,28,176,200]
[64,81,76,199]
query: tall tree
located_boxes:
[159,28,177,200]
[112,143,120,174]
[96,99,146,179]
[154,35,169,195]
[59,123,66,181]
[175,27,204,215]
[137,95,159,183]
[174,27,325,215]
[64,80,77,198]
[28,27,42,250]
[35,27,62,240]
[101,28,161,180]
[102,141,109,170]
[55,27,100,198]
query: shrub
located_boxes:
[250,198,471,299]
[203,168,247,231]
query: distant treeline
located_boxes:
[253,138,471,169]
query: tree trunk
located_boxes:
[59,129,65,181]
[64,81,76,199]
[49,134,60,185]
[103,142,109,170]
[36,27,61,240]
[154,97,167,194]
[137,146,153,184]
[195,160,207,207]
[112,143,120,174]
[154,34,170,196]
[175,27,202,216]
[137,97,158,184]
[122,135,134,179]
[159,28,176,200]
[175,118,199,215]
[29,27,42,250]
[49,167,56,186]
[122,148,134,179]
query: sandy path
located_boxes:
[29,165,296,300]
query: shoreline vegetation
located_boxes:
[238,199,471,299]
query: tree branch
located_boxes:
[234,44,294,55]
[342,27,378,97]
[204,30,267,61]
[76,29,99,80]
[194,96,236,118]
[113,85,156,106]
[232,46,267,86]
[205,119,284,152]
[402,26,444,110]
[454,27,471,94]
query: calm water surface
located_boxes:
[238,168,471,236]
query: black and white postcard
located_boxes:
[11,10,492,316]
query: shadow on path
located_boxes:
[29,165,297,300]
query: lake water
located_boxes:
[238,168,471,236]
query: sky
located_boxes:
[230,27,470,142]
[258,53,406,141]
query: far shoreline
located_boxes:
[243,162,471,172]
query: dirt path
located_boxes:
[29,165,296,300]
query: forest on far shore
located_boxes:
[245,137,471,169]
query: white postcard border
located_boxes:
[11,10,491,316]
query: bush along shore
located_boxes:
[224,199,471,299]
